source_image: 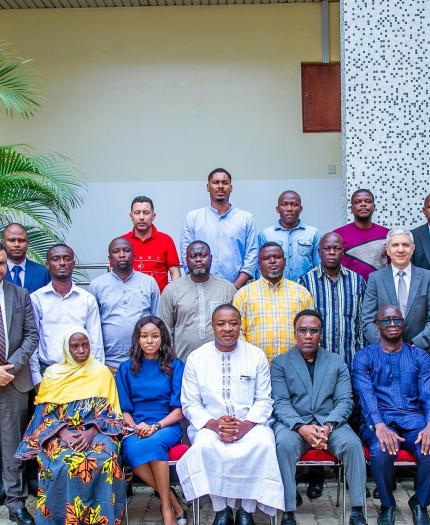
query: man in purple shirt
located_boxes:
[335,189,389,281]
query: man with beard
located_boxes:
[160,241,236,361]
[233,242,312,362]
[30,244,103,387]
[180,169,258,289]
[334,189,389,281]
[353,305,430,525]
[90,237,159,374]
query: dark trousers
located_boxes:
[362,424,430,508]
[0,384,29,512]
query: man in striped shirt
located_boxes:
[298,232,366,372]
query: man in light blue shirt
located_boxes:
[258,190,321,282]
[180,168,258,288]
[89,237,159,373]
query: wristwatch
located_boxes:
[326,423,335,434]
[154,422,162,431]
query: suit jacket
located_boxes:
[6,258,51,295]
[412,224,430,271]
[361,264,430,350]
[271,347,353,431]
[2,280,39,392]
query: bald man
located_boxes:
[89,237,159,374]
[2,223,50,294]
[258,191,321,282]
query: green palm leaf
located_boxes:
[0,43,42,118]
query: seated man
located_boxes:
[353,305,430,525]
[271,309,367,525]
[177,304,284,525]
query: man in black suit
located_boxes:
[0,242,39,525]
[2,223,51,294]
[412,194,430,271]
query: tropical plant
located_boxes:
[0,43,86,265]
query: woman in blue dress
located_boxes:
[116,316,185,525]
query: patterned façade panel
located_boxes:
[340,0,430,228]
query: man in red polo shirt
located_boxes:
[122,196,180,292]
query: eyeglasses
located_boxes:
[296,327,321,336]
[378,317,404,327]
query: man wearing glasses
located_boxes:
[353,305,430,525]
[271,309,367,525]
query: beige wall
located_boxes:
[0,3,340,183]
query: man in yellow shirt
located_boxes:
[233,242,313,363]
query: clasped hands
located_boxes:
[133,422,158,439]
[58,426,98,453]
[375,422,430,455]
[0,364,15,386]
[298,424,332,449]
[206,416,255,443]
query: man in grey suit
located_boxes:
[271,309,367,525]
[361,228,430,351]
[412,194,430,271]
[0,242,39,525]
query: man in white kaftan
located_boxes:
[177,304,284,525]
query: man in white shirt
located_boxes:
[177,304,284,525]
[30,244,103,386]
[361,228,430,351]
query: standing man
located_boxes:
[258,190,321,281]
[412,193,430,271]
[0,242,39,525]
[353,305,430,525]
[335,189,389,281]
[122,196,180,292]
[233,242,313,362]
[361,228,430,351]
[30,244,103,387]
[177,304,285,525]
[271,309,367,525]
[180,168,258,288]
[89,237,159,374]
[160,241,236,361]
[298,232,366,371]
[2,223,50,294]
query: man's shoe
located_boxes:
[212,507,234,525]
[377,506,396,525]
[349,511,368,525]
[8,508,35,525]
[306,481,323,500]
[235,507,255,525]
[409,495,430,525]
[296,491,303,507]
[281,512,296,525]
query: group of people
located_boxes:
[0,167,430,525]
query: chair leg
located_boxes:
[192,497,200,525]
[336,465,341,507]
[124,491,129,525]
[363,486,368,523]
[342,465,346,525]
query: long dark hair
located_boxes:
[129,316,176,375]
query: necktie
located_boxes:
[397,270,408,317]
[0,304,6,365]
[12,265,22,287]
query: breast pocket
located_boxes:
[298,241,312,257]
[239,376,256,405]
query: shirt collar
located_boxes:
[316,264,348,279]
[44,280,78,298]
[274,219,305,232]
[0,280,3,292]
[7,259,26,272]
[130,224,158,241]
[208,204,234,218]
[261,276,284,290]
[110,269,135,283]
[391,263,412,278]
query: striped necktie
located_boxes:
[0,304,7,365]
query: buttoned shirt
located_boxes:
[0,281,9,357]
[30,282,104,385]
[298,265,366,370]
[353,342,430,431]
[7,259,26,287]
[122,225,180,292]
[180,205,258,282]
[89,270,160,368]
[392,263,412,297]
[233,277,313,362]
[258,220,321,281]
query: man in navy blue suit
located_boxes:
[2,224,50,295]
[353,304,430,525]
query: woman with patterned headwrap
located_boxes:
[16,326,126,525]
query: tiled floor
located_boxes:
[0,479,417,525]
